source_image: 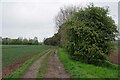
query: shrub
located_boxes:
[65,5,118,65]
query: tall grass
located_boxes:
[58,48,119,78]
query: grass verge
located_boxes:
[58,48,119,78]
[36,50,51,78]
[6,49,51,78]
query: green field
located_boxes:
[2,45,50,67]
[58,48,119,78]
[7,49,51,78]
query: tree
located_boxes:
[23,38,28,45]
[2,37,40,45]
[55,6,79,30]
[44,33,60,46]
[28,38,34,45]
[17,37,23,45]
[64,5,118,65]
[55,6,80,47]
[2,38,10,45]
[33,37,38,45]
[0,37,2,45]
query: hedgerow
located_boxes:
[65,5,118,65]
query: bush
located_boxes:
[65,5,118,65]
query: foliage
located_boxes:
[2,45,50,67]
[64,5,118,65]
[54,6,80,47]
[44,33,60,46]
[55,6,79,30]
[0,36,2,45]
[2,37,39,45]
[58,48,119,78]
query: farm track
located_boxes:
[23,50,51,78]
[0,71,1,80]
[42,49,70,78]
[23,49,70,78]
[109,46,120,64]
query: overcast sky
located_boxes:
[0,0,119,42]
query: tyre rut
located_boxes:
[23,50,51,78]
[42,49,70,78]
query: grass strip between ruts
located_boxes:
[36,49,51,78]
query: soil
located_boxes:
[2,53,39,78]
[109,46,120,64]
[0,71,2,80]
[23,51,50,78]
[42,49,70,78]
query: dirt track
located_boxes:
[23,49,70,78]
[0,71,1,80]
[109,46,120,64]
[42,49,70,78]
[23,51,50,78]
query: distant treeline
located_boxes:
[43,33,60,46]
[0,37,40,45]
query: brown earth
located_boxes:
[42,49,70,78]
[109,46,120,64]
[23,50,50,78]
[0,71,2,80]
[2,53,39,78]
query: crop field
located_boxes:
[2,45,50,67]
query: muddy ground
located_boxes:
[2,53,38,78]
[23,51,50,78]
[42,49,70,78]
[109,46,120,64]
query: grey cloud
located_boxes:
[1,0,118,41]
